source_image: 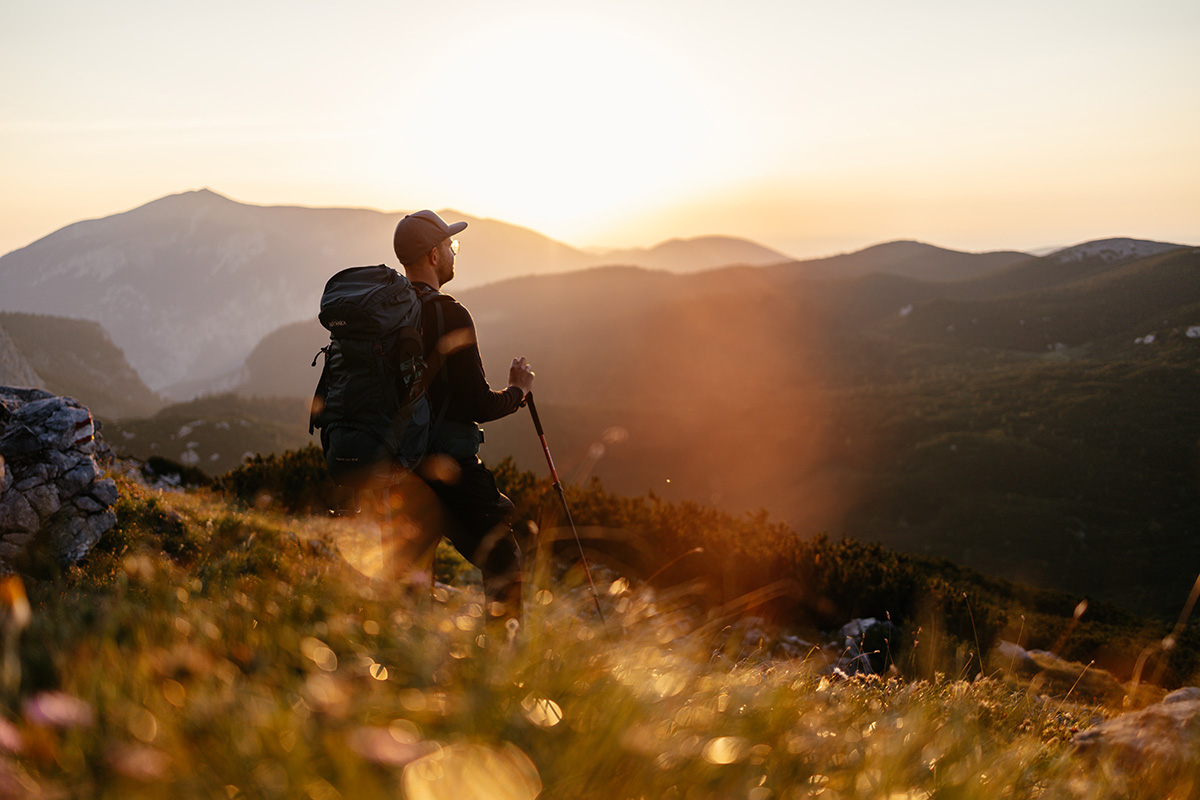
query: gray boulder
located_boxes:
[831,617,899,675]
[0,387,119,568]
[988,639,1041,676]
[1071,686,1200,791]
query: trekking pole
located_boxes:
[526,393,609,635]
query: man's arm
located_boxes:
[433,298,529,423]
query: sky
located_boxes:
[2,0,1198,259]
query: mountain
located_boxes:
[1047,237,1185,263]
[9,190,1197,611]
[587,236,792,272]
[0,313,163,419]
[229,238,1199,410]
[0,190,368,391]
[890,246,1200,353]
[0,189,1033,398]
[769,240,1030,283]
[237,321,328,400]
[944,238,1190,301]
[0,190,801,395]
[0,322,43,388]
[179,239,1200,616]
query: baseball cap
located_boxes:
[393,210,468,266]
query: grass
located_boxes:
[0,476,1193,799]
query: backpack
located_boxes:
[309,264,432,488]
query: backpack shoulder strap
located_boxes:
[308,344,332,434]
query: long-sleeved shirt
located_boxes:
[415,283,523,426]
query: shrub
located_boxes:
[214,444,351,514]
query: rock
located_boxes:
[1166,687,1200,704]
[833,617,899,675]
[711,616,824,663]
[0,387,119,566]
[989,640,1040,676]
[57,510,115,564]
[15,463,52,489]
[839,618,880,640]
[1072,688,1200,791]
[777,634,815,660]
[832,636,877,676]
[73,495,102,513]
[58,461,98,497]
[1025,649,1127,705]
[0,492,39,533]
[24,484,61,520]
[89,479,119,507]
[46,449,80,473]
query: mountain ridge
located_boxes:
[0,190,793,392]
[0,187,1185,400]
[78,239,1200,615]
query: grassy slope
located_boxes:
[7,477,1197,798]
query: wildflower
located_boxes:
[22,692,94,729]
[347,727,438,767]
[107,744,171,781]
[0,719,23,753]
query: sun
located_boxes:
[392,15,718,239]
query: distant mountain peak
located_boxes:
[858,240,940,254]
[144,187,235,207]
[585,235,792,272]
[1048,238,1185,264]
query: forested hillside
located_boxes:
[0,312,162,419]
[99,243,1200,617]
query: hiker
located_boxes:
[392,210,535,628]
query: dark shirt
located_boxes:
[415,283,523,425]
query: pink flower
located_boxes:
[22,692,94,729]
[0,719,22,753]
[348,727,438,767]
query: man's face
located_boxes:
[435,237,456,285]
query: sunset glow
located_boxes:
[1,0,1197,257]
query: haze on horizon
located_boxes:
[1,0,1197,260]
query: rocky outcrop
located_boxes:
[1071,687,1200,793]
[0,387,118,567]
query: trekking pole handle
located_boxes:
[526,392,546,436]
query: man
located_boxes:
[392,210,534,628]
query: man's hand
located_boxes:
[508,356,534,398]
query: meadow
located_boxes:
[2,454,1197,798]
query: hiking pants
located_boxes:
[423,456,523,621]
